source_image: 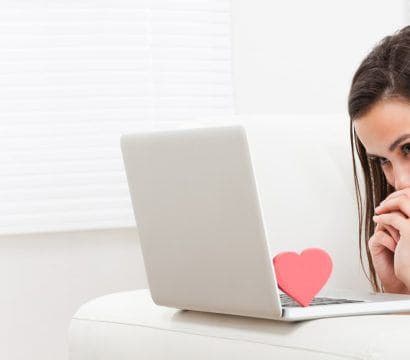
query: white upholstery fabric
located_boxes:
[69,289,410,360]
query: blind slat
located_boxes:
[1,0,233,234]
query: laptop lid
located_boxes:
[121,125,283,319]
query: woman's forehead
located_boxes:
[353,99,410,151]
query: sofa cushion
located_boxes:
[69,288,410,360]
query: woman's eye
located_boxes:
[402,143,410,154]
[378,157,389,166]
[376,143,410,165]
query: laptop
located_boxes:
[120,124,410,322]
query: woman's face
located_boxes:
[354,98,410,191]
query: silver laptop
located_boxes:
[120,125,410,322]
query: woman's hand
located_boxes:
[368,221,407,294]
[373,189,410,293]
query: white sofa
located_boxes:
[68,115,410,359]
[69,288,410,359]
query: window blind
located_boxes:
[0,0,234,234]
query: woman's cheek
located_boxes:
[383,168,394,188]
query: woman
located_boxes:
[349,25,410,294]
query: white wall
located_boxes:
[0,228,147,360]
[231,0,408,115]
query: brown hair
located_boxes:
[348,25,410,292]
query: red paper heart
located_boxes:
[272,248,333,307]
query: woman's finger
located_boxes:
[369,229,397,253]
[383,189,410,203]
[375,221,400,244]
[376,196,410,218]
[373,210,407,233]
[384,224,400,243]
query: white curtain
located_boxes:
[0,0,234,234]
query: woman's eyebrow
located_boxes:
[366,133,410,157]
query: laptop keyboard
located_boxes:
[280,293,366,307]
